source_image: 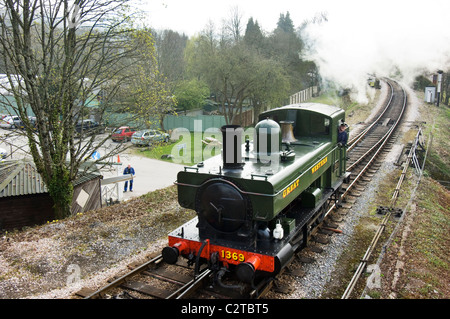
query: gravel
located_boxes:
[288,160,399,299]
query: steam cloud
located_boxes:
[301,0,450,103]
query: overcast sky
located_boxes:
[138,0,450,102]
[140,0,334,35]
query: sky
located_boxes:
[139,0,348,36]
[138,0,450,103]
[139,0,330,35]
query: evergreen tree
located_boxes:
[269,12,306,93]
[276,12,295,34]
[243,18,264,49]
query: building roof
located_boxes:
[0,159,47,197]
[0,159,102,198]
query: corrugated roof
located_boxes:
[0,159,102,198]
[75,161,103,186]
[0,159,47,197]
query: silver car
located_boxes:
[131,129,170,146]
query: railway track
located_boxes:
[76,78,408,300]
[76,253,222,299]
[269,78,408,298]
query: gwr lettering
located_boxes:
[282,179,300,198]
[312,157,328,174]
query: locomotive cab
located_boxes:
[259,103,346,149]
[259,103,348,187]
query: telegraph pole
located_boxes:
[436,70,443,107]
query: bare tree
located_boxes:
[223,5,243,43]
[0,0,165,218]
[154,29,188,87]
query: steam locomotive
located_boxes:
[162,103,350,290]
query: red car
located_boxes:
[111,126,136,142]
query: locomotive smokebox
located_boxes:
[221,125,244,169]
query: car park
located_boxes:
[111,126,136,142]
[131,129,170,146]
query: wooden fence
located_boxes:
[163,108,254,132]
[289,86,318,104]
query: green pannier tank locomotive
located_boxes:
[162,103,350,287]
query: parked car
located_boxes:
[111,126,136,142]
[0,115,19,129]
[75,119,105,136]
[0,147,8,159]
[13,116,37,130]
[13,117,23,129]
[131,129,170,146]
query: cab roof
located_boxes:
[273,103,343,118]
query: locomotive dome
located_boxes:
[254,118,281,155]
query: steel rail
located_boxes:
[324,81,392,220]
[84,254,163,299]
[347,80,395,170]
[165,268,212,299]
[341,81,407,299]
[324,79,405,220]
[347,78,394,151]
[359,128,430,298]
[346,80,405,191]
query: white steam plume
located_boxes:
[301,0,450,104]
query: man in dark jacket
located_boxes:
[123,164,135,192]
[338,123,348,146]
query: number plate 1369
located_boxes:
[220,250,245,262]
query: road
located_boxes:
[103,150,185,202]
[0,128,186,202]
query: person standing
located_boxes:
[123,164,135,192]
[338,123,348,146]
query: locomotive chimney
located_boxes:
[220,125,244,169]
